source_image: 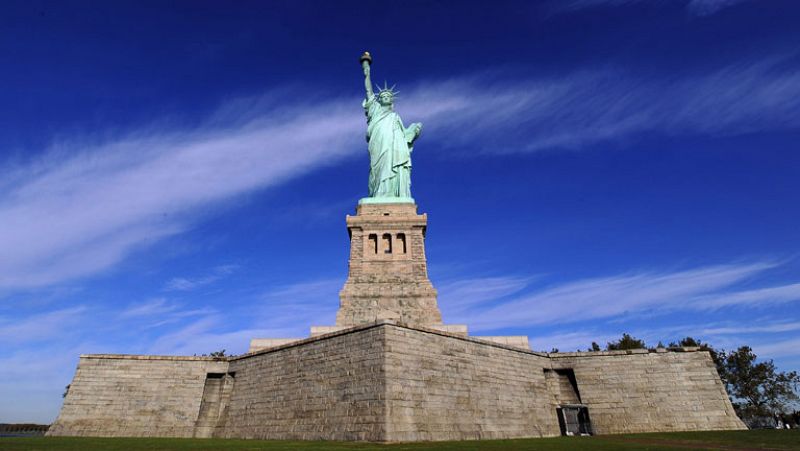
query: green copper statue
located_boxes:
[359,51,422,204]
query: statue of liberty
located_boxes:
[359,52,422,203]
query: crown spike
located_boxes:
[375,80,399,98]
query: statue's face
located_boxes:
[378,92,394,106]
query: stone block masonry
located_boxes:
[381,323,744,440]
[550,349,745,434]
[49,321,745,441]
[337,203,442,327]
[48,355,229,438]
[383,324,558,441]
[220,325,387,441]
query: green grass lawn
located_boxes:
[0,430,797,451]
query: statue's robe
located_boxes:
[363,94,416,198]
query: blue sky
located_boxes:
[1,0,799,423]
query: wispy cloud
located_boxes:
[258,278,341,328]
[0,306,86,344]
[261,278,342,302]
[120,298,177,317]
[0,95,362,291]
[552,0,752,17]
[438,276,534,314]
[111,277,341,355]
[164,264,238,291]
[411,55,800,153]
[753,336,800,358]
[453,261,800,331]
[146,316,297,356]
[697,283,800,309]
[119,297,215,331]
[2,55,798,291]
[701,320,800,336]
[687,0,750,16]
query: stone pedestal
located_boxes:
[336,202,442,327]
[51,202,746,441]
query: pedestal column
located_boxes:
[336,203,442,327]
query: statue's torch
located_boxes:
[360,51,372,71]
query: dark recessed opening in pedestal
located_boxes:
[397,233,407,253]
[368,234,378,254]
[382,233,392,254]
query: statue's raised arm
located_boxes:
[358,51,421,204]
[360,52,373,99]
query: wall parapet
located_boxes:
[79,354,227,361]
[548,347,708,359]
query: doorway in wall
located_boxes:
[557,404,593,436]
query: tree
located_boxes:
[209,349,227,357]
[670,336,704,348]
[718,346,800,419]
[606,333,646,351]
[588,342,601,352]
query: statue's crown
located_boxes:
[375,81,399,98]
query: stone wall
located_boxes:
[473,335,530,350]
[48,355,228,437]
[550,349,746,434]
[383,324,560,441]
[381,323,744,440]
[48,323,745,441]
[219,325,387,441]
[248,338,302,352]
